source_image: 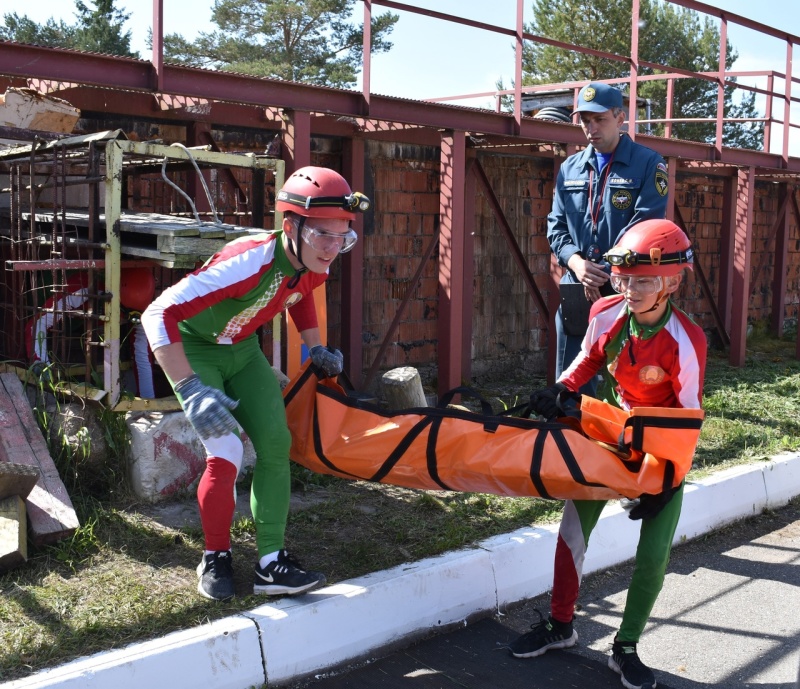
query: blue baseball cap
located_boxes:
[574,82,624,113]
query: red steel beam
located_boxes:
[718,176,736,334]
[730,167,755,366]
[770,185,791,337]
[341,137,366,385]
[462,155,477,384]
[437,131,466,396]
[2,42,797,173]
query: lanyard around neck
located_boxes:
[588,152,615,235]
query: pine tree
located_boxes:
[73,0,139,58]
[520,0,763,150]
[163,0,398,89]
[1,0,138,59]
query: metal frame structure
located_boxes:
[0,134,283,409]
[0,0,798,395]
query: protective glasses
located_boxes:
[610,275,663,296]
[301,223,358,254]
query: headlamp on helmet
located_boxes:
[604,246,693,268]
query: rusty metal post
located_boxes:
[770,184,790,337]
[437,131,466,395]
[629,0,641,139]
[281,110,312,174]
[342,137,366,385]
[729,166,754,366]
[715,15,728,159]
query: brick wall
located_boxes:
[52,119,798,389]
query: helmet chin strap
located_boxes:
[286,217,309,287]
[642,282,670,313]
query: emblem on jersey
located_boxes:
[583,87,596,102]
[656,161,668,173]
[284,293,303,309]
[655,171,669,197]
[611,189,633,209]
[639,365,666,385]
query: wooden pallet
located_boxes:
[20,209,254,268]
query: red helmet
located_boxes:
[275,166,370,221]
[606,219,693,277]
[119,268,156,312]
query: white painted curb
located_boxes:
[4,453,800,689]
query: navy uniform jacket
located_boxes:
[547,133,668,285]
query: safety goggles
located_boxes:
[301,223,359,253]
[610,275,664,296]
[604,246,693,268]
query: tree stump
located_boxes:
[381,367,428,410]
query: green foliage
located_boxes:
[518,0,763,150]
[0,14,77,47]
[163,0,398,88]
[0,0,139,58]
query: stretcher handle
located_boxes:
[436,386,494,416]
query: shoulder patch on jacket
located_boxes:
[655,171,669,196]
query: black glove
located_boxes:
[174,374,239,440]
[529,382,568,420]
[309,345,344,378]
[628,484,681,520]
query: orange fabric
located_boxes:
[284,363,704,500]
[577,396,704,481]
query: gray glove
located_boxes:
[174,374,239,440]
[309,345,344,378]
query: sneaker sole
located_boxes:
[510,630,578,658]
[607,655,657,689]
[253,576,326,596]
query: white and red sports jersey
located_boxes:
[142,232,325,350]
[559,294,706,410]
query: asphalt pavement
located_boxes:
[291,498,800,689]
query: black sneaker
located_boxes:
[196,550,235,601]
[608,638,657,689]
[253,549,326,596]
[508,611,578,658]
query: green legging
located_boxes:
[182,335,291,556]
[567,484,684,642]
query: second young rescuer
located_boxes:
[141,166,369,601]
[509,219,706,689]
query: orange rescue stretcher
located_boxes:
[283,363,705,501]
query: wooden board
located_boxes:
[0,495,27,571]
[0,461,40,501]
[0,373,79,545]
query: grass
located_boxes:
[3,330,800,681]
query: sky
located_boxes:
[4,0,798,151]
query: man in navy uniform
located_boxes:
[547,82,669,390]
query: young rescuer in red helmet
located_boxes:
[509,219,707,689]
[141,167,370,601]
